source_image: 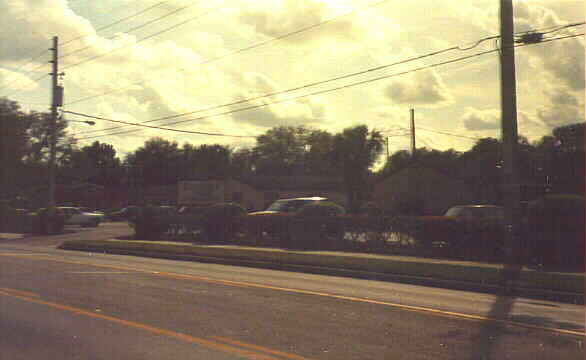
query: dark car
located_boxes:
[109,206,139,221]
[248,197,329,215]
[444,205,504,221]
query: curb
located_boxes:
[61,244,585,305]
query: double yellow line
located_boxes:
[0,286,306,360]
[1,252,584,338]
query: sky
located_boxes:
[0,0,584,162]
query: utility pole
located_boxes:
[410,108,416,158]
[48,36,60,218]
[499,0,520,264]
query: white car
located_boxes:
[58,207,102,227]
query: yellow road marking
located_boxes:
[1,252,584,338]
[0,287,292,360]
[211,336,309,360]
[0,287,40,298]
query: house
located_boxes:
[178,176,346,211]
[372,167,476,215]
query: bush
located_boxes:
[413,216,503,260]
[201,202,246,243]
[132,206,174,240]
[527,194,585,269]
[289,202,345,249]
[30,208,66,235]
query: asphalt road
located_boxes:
[0,223,584,359]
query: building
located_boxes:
[372,167,476,215]
[178,176,346,211]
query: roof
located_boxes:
[238,176,344,192]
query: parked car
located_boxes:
[248,197,330,215]
[444,205,504,221]
[79,207,106,221]
[109,206,139,221]
[57,206,102,227]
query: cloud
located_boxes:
[462,108,501,131]
[0,68,39,91]
[0,0,96,63]
[238,0,361,45]
[536,87,585,128]
[383,70,453,106]
[514,1,585,90]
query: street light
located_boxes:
[67,119,95,126]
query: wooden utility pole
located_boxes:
[499,0,520,263]
[410,108,416,158]
[48,36,59,214]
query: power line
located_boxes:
[61,0,172,48]
[69,32,582,142]
[64,0,395,106]
[65,110,256,138]
[73,35,501,136]
[61,2,223,70]
[0,49,49,93]
[417,127,483,140]
[69,48,502,140]
[517,21,585,36]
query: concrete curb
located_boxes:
[61,244,585,304]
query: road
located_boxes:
[0,223,584,359]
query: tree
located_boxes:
[252,126,307,176]
[458,137,503,203]
[0,98,32,197]
[381,148,461,177]
[125,138,182,188]
[230,148,255,178]
[181,144,231,180]
[332,125,384,213]
[64,141,124,186]
[26,112,75,165]
[304,129,337,176]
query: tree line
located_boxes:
[1,97,583,212]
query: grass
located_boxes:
[59,239,584,294]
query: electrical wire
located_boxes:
[65,110,255,138]
[0,50,49,93]
[64,0,395,106]
[417,127,483,140]
[69,31,582,142]
[61,1,223,70]
[60,0,172,47]
[72,35,501,136]
[68,48,502,141]
[516,21,585,36]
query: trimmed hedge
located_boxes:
[132,206,175,240]
[0,202,65,235]
[527,194,585,269]
[200,202,246,243]
[289,201,346,249]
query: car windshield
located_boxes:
[266,199,315,212]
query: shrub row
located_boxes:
[131,195,584,269]
[0,202,65,235]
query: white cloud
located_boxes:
[462,108,500,131]
[0,68,39,91]
[383,69,453,106]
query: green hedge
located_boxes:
[527,194,585,269]
[0,202,65,235]
[200,202,246,243]
[132,206,174,240]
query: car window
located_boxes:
[444,207,464,217]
